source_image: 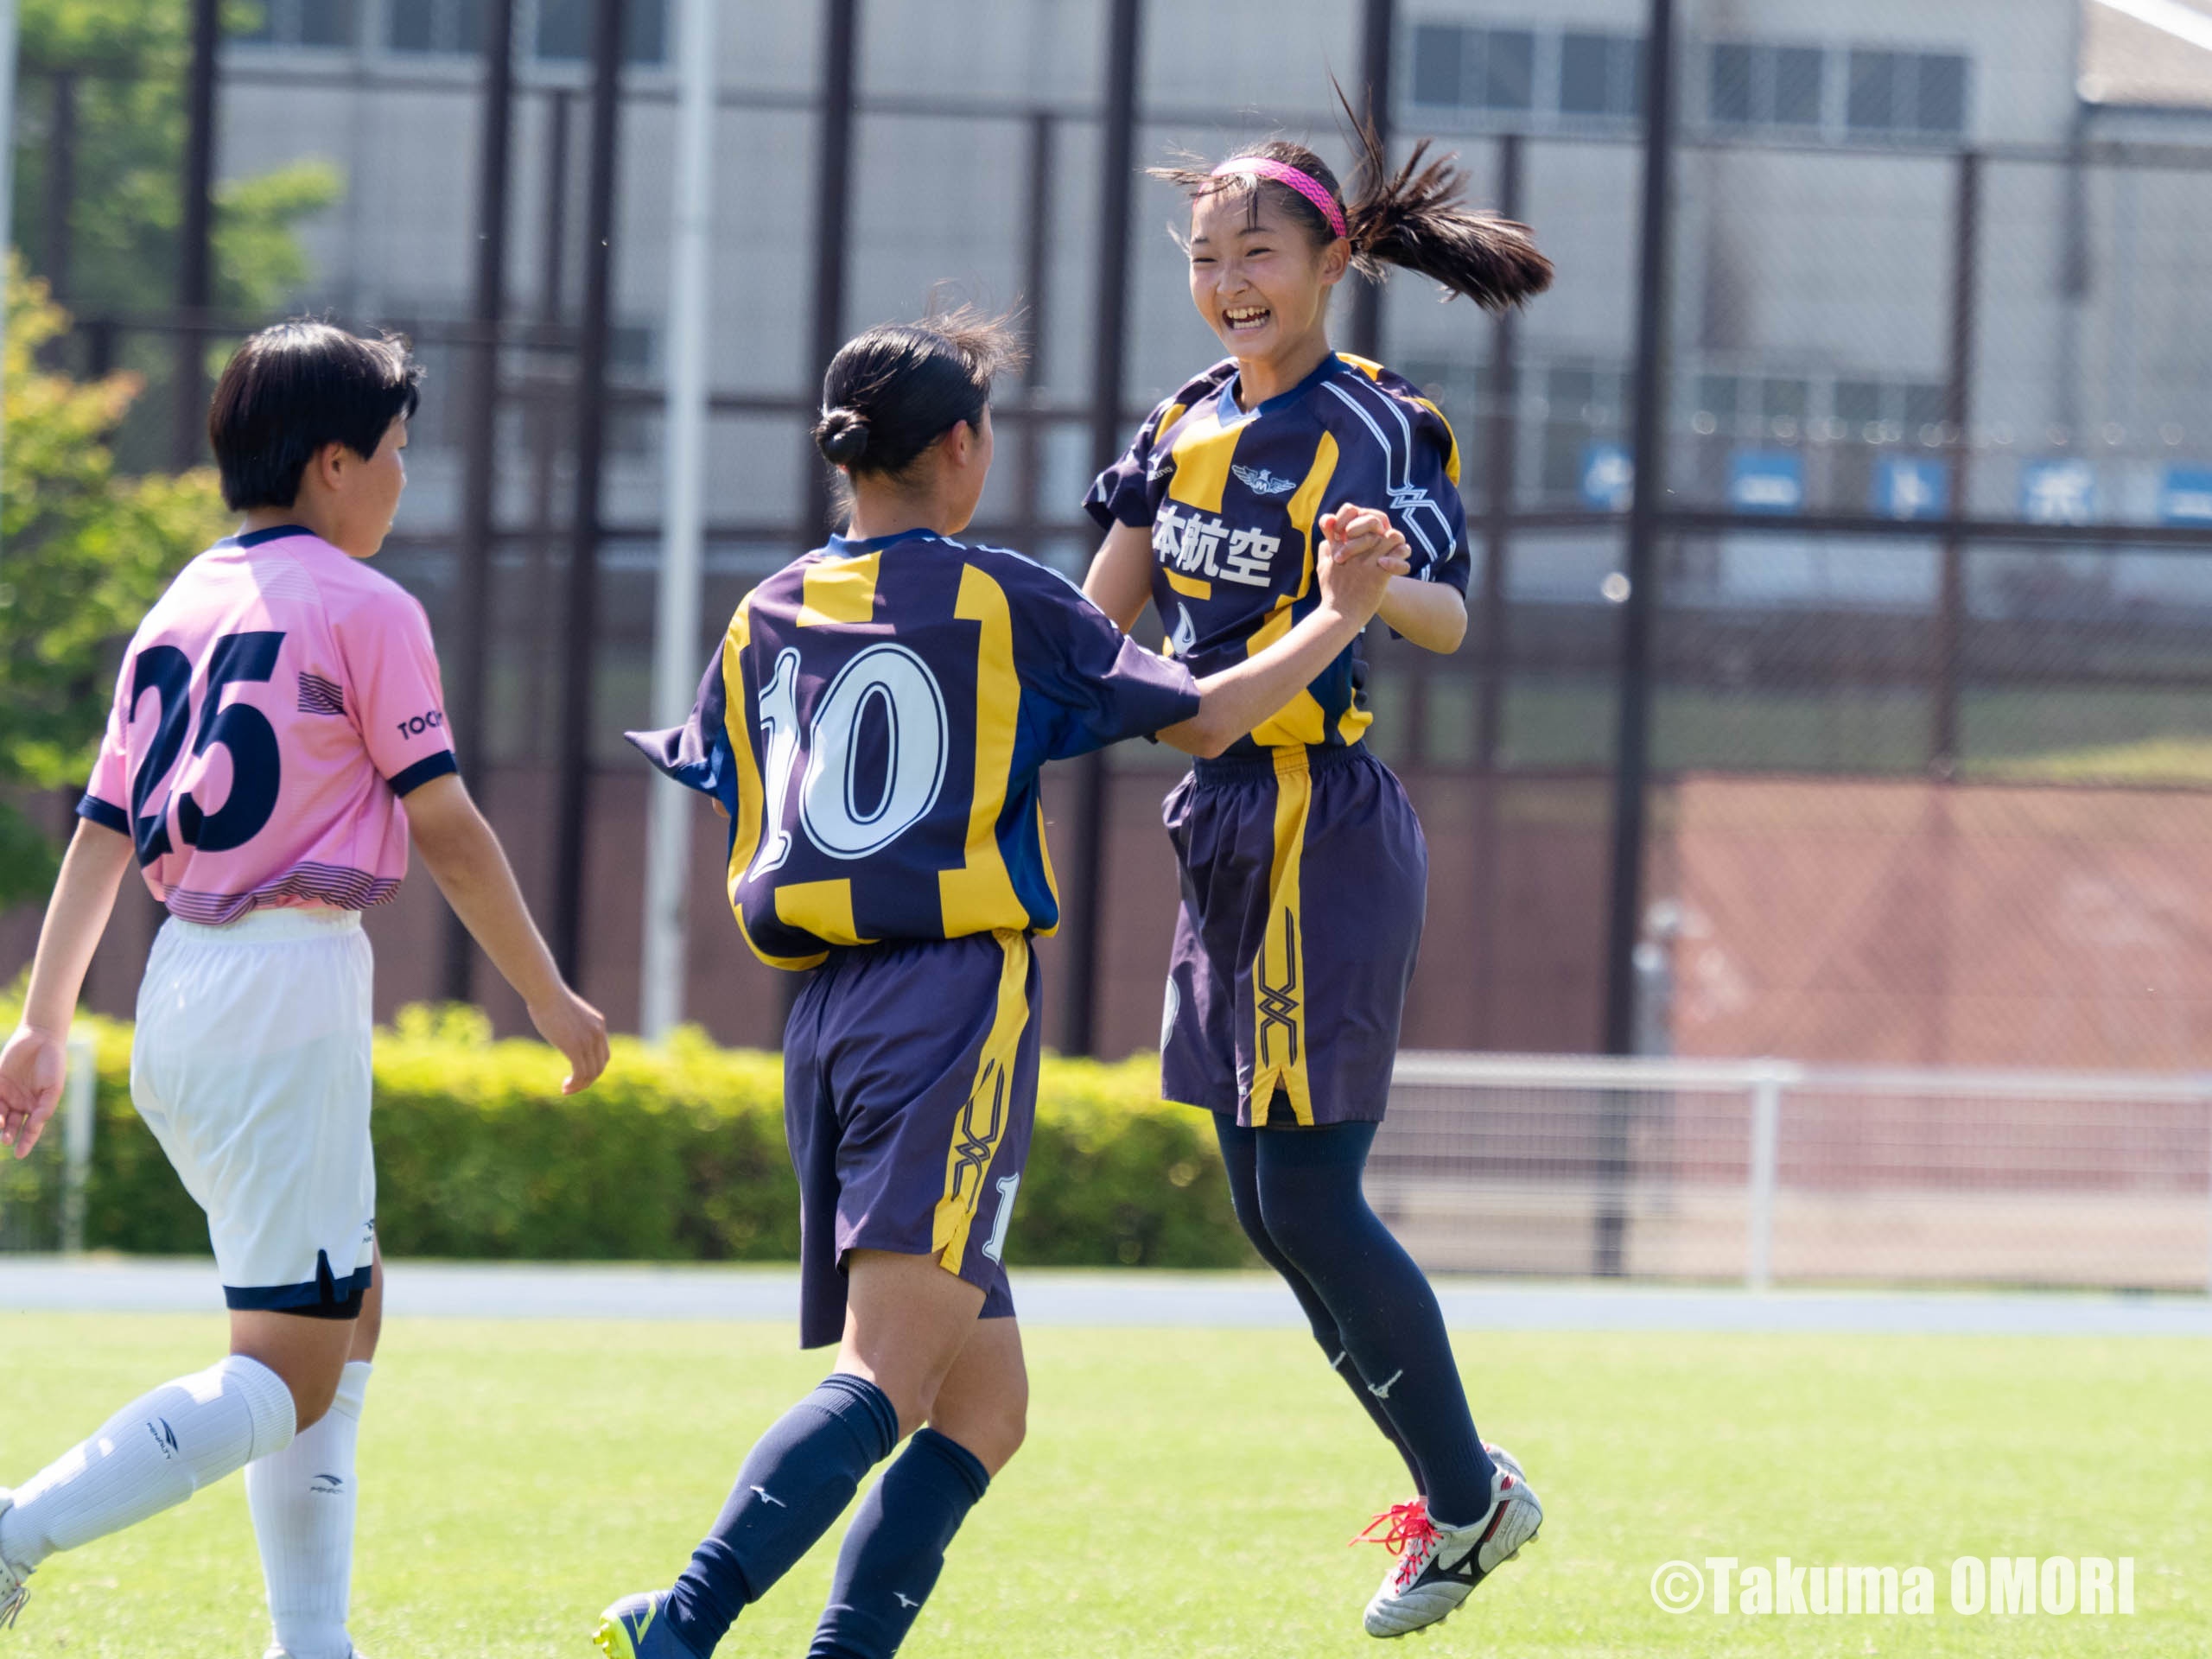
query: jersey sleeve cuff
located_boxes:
[1083,493,1153,533]
[75,794,130,836]
[386,749,459,798]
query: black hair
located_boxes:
[811,304,1027,481]
[1152,86,1553,312]
[207,320,422,511]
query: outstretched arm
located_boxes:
[404,773,609,1093]
[0,819,134,1158]
[1082,520,1156,632]
[1157,508,1409,758]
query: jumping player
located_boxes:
[1082,118,1554,1638]
[0,321,608,1652]
[595,308,1408,1659]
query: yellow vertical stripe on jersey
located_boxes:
[1031,798,1061,932]
[1413,395,1464,486]
[1283,431,1339,604]
[1336,352,1387,380]
[774,879,868,947]
[723,600,830,970]
[1338,702,1375,747]
[938,563,1027,936]
[932,930,1031,1272]
[1246,599,1327,747]
[798,551,880,626]
[1162,568,1212,601]
[1165,404,1244,513]
[1250,750,1313,1126]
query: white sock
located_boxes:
[0,1355,295,1573]
[248,1360,369,1659]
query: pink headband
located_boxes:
[1210,156,1347,239]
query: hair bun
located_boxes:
[817,406,870,465]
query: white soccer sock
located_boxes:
[0,1355,295,1573]
[248,1359,370,1659]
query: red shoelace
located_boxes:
[1352,1497,1435,1557]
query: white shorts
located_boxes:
[131,906,376,1318]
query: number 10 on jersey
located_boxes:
[751,642,951,877]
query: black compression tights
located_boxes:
[1214,1114,1498,1526]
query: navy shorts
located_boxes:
[784,928,1039,1349]
[1160,743,1426,1128]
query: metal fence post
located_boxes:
[175,0,220,468]
[444,0,520,1005]
[1931,149,1980,775]
[1745,1064,1783,1292]
[549,0,627,985]
[61,1035,96,1256]
[1062,0,1144,1058]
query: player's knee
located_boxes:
[279,1370,339,1432]
[934,1390,1026,1475]
[1252,1195,1329,1275]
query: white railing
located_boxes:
[1375,1053,2212,1294]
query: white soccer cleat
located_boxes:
[1357,1445,1542,1638]
[0,1490,31,1630]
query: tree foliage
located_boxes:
[13,0,342,317]
[0,268,229,903]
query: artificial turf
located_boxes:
[0,1307,2203,1656]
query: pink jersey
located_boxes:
[78,524,457,924]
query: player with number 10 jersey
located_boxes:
[604,311,1407,1659]
[652,524,1194,971]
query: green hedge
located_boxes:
[0,1004,1247,1268]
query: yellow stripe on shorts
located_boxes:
[931,930,1031,1273]
[1249,747,1314,1126]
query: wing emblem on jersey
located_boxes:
[1169,603,1198,658]
[1231,463,1299,498]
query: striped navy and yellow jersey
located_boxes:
[1084,352,1470,760]
[627,529,1201,969]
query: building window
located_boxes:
[1560,31,1644,119]
[388,0,482,54]
[535,0,667,65]
[1708,42,1826,130]
[239,0,357,48]
[1847,50,1968,136]
[1411,24,1538,113]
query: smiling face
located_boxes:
[1186,183,1350,383]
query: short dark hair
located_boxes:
[811,305,1025,481]
[207,321,423,510]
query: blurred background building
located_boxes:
[10,0,2212,1076]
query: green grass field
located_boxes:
[0,1312,2205,1657]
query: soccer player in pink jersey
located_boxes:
[0,321,609,1652]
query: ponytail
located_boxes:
[1150,85,1553,314]
[1337,86,1554,310]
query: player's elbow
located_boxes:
[1189,719,1235,759]
[1172,714,1235,759]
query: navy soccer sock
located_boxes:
[808,1427,990,1659]
[1215,1116,1427,1497]
[666,1373,900,1656]
[1249,1119,1499,1527]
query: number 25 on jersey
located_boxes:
[126,631,288,867]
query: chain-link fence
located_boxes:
[7,0,2212,1082]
